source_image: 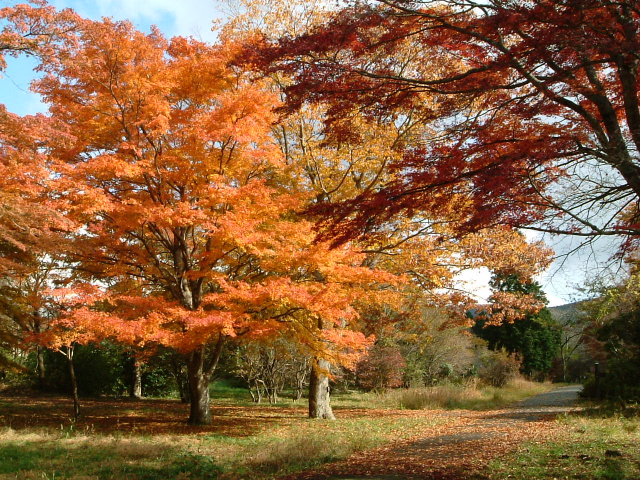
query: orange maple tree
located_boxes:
[0,107,72,274]
[24,15,400,424]
[0,1,78,370]
[1,0,558,425]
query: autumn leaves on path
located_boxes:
[287,386,582,480]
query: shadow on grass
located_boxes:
[0,440,223,479]
[0,392,309,436]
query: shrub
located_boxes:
[356,345,405,392]
[581,357,640,402]
[587,309,640,402]
[478,349,520,387]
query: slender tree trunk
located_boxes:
[33,312,47,390]
[177,379,189,403]
[248,380,260,403]
[130,356,143,399]
[561,346,568,383]
[256,382,263,403]
[170,355,189,403]
[36,346,46,390]
[66,348,80,421]
[308,357,335,420]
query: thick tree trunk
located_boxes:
[36,346,46,390]
[185,336,225,425]
[187,374,211,425]
[130,357,143,399]
[187,348,211,425]
[308,357,335,420]
[66,349,80,421]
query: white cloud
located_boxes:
[52,0,224,42]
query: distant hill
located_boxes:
[549,301,588,323]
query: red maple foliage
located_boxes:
[247,0,640,253]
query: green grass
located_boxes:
[0,429,222,479]
[0,415,443,480]
[474,404,640,480]
[209,379,255,404]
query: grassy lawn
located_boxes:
[476,404,640,480]
[0,409,445,479]
[0,380,561,480]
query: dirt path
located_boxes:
[285,386,582,480]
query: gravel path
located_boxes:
[290,386,583,480]
[517,385,582,407]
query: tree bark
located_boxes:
[36,346,46,390]
[308,357,335,420]
[66,348,80,421]
[130,356,142,399]
[187,347,211,425]
[185,336,225,425]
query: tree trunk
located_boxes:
[66,348,80,421]
[187,348,212,425]
[177,378,190,403]
[308,357,335,420]
[33,312,46,390]
[130,357,143,399]
[185,337,225,425]
[36,346,46,390]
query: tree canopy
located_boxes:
[0,0,568,424]
[250,0,640,255]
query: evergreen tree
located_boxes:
[473,275,561,378]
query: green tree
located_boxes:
[473,275,561,378]
[592,310,640,401]
[582,271,640,401]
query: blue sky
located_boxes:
[0,0,601,306]
[0,0,224,115]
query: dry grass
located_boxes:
[367,378,555,410]
[0,417,446,479]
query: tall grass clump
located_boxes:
[379,377,554,410]
[244,432,367,475]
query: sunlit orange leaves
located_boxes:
[10,12,403,372]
